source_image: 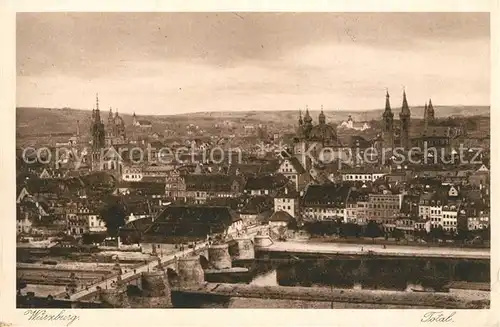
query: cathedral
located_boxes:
[293,106,343,170]
[89,94,125,175]
[295,106,340,145]
[380,89,453,155]
[381,90,412,150]
[106,106,127,146]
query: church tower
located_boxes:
[132,112,138,126]
[303,106,313,139]
[108,106,114,125]
[318,105,326,125]
[427,98,435,121]
[382,90,394,149]
[399,90,411,150]
[90,93,106,171]
[423,102,428,130]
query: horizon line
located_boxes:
[16,104,491,117]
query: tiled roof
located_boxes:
[239,196,273,214]
[184,174,241,192]
[144,205,239,238]
[141,176,166,183]
[275,184,300,198]
[117,181,165,194]
[302,184,351,208]
[244,174,288,190]
[269,210,294,222]
[121,217,153,232]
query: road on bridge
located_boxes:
[68,242,209,301]
[67,224,268,301]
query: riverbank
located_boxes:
[174,283,489,309]
[308,236,490,249]
[258,241,489,260]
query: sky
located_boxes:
[17,12,490,115]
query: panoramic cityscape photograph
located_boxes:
[15,12,490,310]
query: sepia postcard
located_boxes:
[1,1,499,326]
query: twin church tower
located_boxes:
[382,90,435,150]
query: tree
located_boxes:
[414,229,427,242]
[340,223,361,238]
[479,226,490,242]
[364,220,383,242]
[391,228,405,242]
[100,199,126,237]
[429,226,445,242]
[82,232,107,245]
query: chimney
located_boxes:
[285,187,288,195]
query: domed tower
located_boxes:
[303,106,313,139]
[318,105,326,125]
[399,90,411,150]
[114,109,126,140]
[382,90,394,149]
[296,110,306,140]
[309,105,337,145]
[108,107,114,125]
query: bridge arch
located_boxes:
[199,255,209,269]
[166,267,178,286]
[126,284,141,297]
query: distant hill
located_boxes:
[16,105,490,137]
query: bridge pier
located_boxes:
[176,256,205,287]
[208,244,232,269]
[254,235,273,248]
[98,287,130,308]
[130,271,172,308]
[229,237,255,261]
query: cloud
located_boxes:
[17,12,489,76]
[16,13,490,113]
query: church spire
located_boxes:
[96,93,100,111]
[400,89,410,117]
[399,89,411,150]
[319,105,325,124]
[385,89,391,111]
[427,98,435,120]
[383,89,393,119]
[304,105,312,124]
[382,90,394,150]
[298,109,303,125]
